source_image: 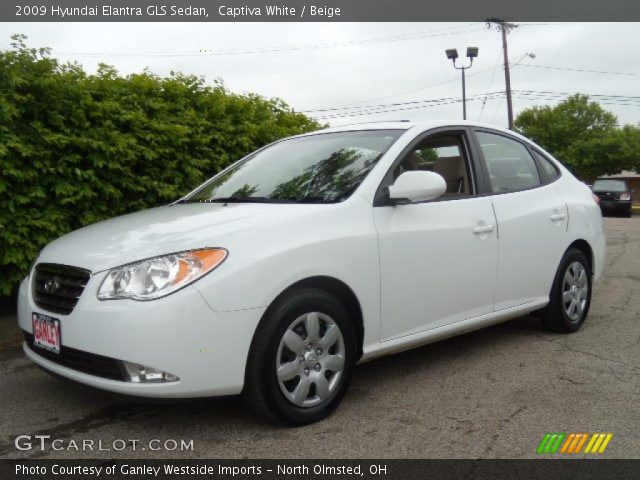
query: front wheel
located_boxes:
[539,248,592,333]
[243,288,356,425]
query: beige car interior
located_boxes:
[395,135,471,197]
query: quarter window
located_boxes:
[476,132,541,193]
[533,150,560,182]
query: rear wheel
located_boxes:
[539,248,592,333]
[243,288,356,425]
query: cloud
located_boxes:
[3,22,639,126]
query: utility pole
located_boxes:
[487,18,518,129]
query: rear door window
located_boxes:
[476,131,541,193]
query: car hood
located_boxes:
[37,203,319,273]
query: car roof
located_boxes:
[287,120,544,158]
[311,120,521,137]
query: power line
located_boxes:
[309,88,640,119]
[313,93,506,120]
[313,99,465,120]
[311,92,506,119]
[515,90,640,101]
[517,63,640,77]
[512,90,640,107]
[310,96,467,116]
[301,51,540,115]
[311,62,640,118]
[311,89,640,121]
[55,24,487,58]
[489,94,506,123]
[514,98,640,108]
[51,22,568,59]
[479,34,506,120]
[301,65,500,114]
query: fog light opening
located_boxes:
[122,362,179,383]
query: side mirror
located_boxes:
[388,171,447,203]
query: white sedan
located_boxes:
[18,121,605,424]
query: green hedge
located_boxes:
[0,35,321,295]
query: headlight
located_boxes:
[97,248,227,301]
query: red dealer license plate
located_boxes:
[32,313,61,354]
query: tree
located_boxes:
[514,94,638,179]
[620,124,640,173]
[0,35,322,296]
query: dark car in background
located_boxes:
[592,179,633,217]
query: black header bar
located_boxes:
[4,0,640,22]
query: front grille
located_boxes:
[595,192,618,200]
[24,331,126,381]
[33,263,91,315]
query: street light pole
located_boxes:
[461,66,466,120]
[445,47,478,121]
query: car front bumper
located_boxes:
[17,274,264,398]
[599,200,631,211]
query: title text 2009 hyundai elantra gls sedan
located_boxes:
[18,121,605,424]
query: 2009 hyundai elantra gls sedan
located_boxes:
[18,121,605,425]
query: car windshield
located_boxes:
[592,180,627,192]
[184,130,403,204]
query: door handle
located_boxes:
[550,213,567,222]
[473,224,495,235]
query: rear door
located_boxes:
[471,129,568,310]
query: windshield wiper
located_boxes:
[205,196,297,204]
[291,196,334,204]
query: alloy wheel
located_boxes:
[275,312,345,408]
[562,261,588,322]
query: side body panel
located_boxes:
[374,196,498,340]
[489,184,569,310]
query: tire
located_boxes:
[625,207,632,218]
[539,248,592,333]
[243,287,357,425]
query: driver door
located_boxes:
[373,129,498,340]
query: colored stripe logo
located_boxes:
[537,433,613,454]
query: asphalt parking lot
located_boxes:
[0,215,638,459]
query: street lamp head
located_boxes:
[445,48,459,60]
[466,47,479,59]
